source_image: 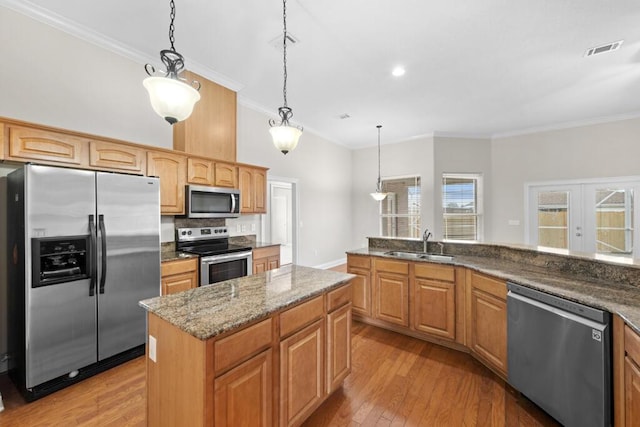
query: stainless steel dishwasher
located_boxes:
[507,282,611,427]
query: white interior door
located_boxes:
[265,179,298,265]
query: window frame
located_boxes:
[442,173,484,242]
[378,174,422,239]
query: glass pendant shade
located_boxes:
[370,190,388,201]
[269,124,302,155]
[143,76,200,124]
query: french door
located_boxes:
[527,179,640,259]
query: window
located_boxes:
[442,174,483,241]
[380,176,421,238]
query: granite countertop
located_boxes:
[348,247,640,334]
[140,265,355,340]
[161,251,198,262]
[252,241,281,249]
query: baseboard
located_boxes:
[313,257,347,270]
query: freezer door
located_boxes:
[96,173,160,360]
[24,165,97,388]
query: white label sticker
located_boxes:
[592,329,602,342]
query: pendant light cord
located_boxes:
[282,0,289,108]
[377,125,382,190]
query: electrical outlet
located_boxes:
[251,224,256,232]
[149,335,157,362]
[241,225,247,232]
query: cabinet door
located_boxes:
[8,125,87,165]
[267,256,280,271]
[239,167,254,213]
[375,272,409,327]
[327,303,351,394]
[253,258,268,274]
[626,357,640,427]
[347,267,371,316]
[413,278,455,340]
[254,168,267,213]
[89,140,145,174]
[161,272,196,295]
[215,162,237,188]
[214,349,273,427]
[470,288,507,376]
[187,158,214,185]
[147,151,187,214]
[280,320,324,427]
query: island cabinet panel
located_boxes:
[280,319,325,427]
[373,258,410,327]
[147,150,187,214]
[347,255,371,316]
[187,157,214,186]
[214,349,273,427]
[161,258,198,295]
[89,140,145,174]
[467,270,508,378]
[327,303,352,394]
[7,125,88,165]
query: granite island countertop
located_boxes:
[140,265,354,340]
[348,247,640,334]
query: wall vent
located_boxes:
[584,40,623,57]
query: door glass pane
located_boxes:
[595,188,633,255]
[537,191,569,249]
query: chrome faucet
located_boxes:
[436,242,444,255]
[422,228,432,253]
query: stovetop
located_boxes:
[180,243,253,257]
[176,226,252,256]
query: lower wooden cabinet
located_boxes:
[467,271,508,377]
[327,303,352,394]
[346,255,371,317]
[413,278,455,340]
[373,259,410,327]
[214,349,273,427]
[624,324,640,426]
[161,258,198,295]
[253,245,281,274]
[280,320,325,427]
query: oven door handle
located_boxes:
[201,251,252,264]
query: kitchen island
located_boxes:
[139,265,354,427]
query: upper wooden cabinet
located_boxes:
[7,125,88,165]
[89,140,146,174]
[173,71,237,163]
[147,150,187,215]
[0,123,5,160]
[214,162,238,188]
[187,157,214,186]
[239,166,267,214]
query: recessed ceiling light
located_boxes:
[392,66,406,77]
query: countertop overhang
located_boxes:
[140,265,354,340]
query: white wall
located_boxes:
[351,136,435,248]
[491,117,640,243]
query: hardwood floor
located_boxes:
[0,322,559,427]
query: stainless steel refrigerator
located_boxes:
[7,164,160,400]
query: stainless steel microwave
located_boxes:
[186,185,241,218]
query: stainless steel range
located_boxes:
[176,227,253,286]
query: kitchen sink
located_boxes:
[384,251,454,262]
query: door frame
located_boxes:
[262,175,300,265]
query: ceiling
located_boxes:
[4,0,640,148]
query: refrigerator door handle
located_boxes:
[98,214,107,294]
[89,214,97,296]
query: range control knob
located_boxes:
[187,231,192,235]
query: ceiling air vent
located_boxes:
[584,40,623,57]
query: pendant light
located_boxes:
[269,0,303,155]
[143,0,201,125]
[370,125,388,201]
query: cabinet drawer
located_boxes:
[375,258,409,275]
[347,254,370,270]
[214,318,273,375]
[626,325,640,367]
[327,283,352,312]
[161,258,198,276]
[469,270,507,300]
[280,296,324,338]
[414,263,455,282]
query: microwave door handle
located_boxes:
[231,193,237,214]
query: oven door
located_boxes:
[200,251,253,286]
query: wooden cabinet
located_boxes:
[6,125,88,165]
[214,162,238,188]
[467,270,508,377]
[346,255,372,317]
[214,349,273,427]
[173,71,237,163]
[147,150,187,214]
[187,157,214,185]
[280,320,325,427]
[373,259,409,327]
[327,302,351,394]
[239,166,268,214]
[624,325,640,426]
[89,139,145,174]
[161,258,198,295]
[253,245,280,274]
[412,263,456,340]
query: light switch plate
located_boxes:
[149,335,157,362]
